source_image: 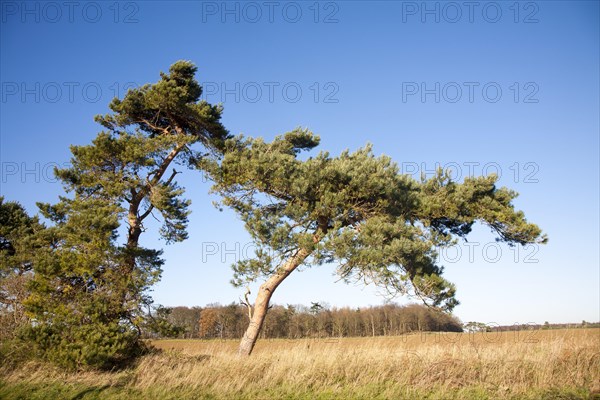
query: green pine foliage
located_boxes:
[208,129,547,313]
[24,197,145,369]
[22,61,229,370]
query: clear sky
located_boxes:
[1,1,598,325]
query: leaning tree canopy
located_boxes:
[208,129,547,311]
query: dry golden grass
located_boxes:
[2,328,599,399]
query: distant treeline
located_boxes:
[461,320,600,333]
[491,321,600,331]
[149,303,463,340]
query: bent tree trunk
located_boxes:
[238,247,312,356]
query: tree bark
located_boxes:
[238,247,311,356]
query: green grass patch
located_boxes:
[0,380,594,400]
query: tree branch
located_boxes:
[139,168,180,222]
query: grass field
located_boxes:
[1,328,599,399]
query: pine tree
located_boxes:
[207,129,547,356]
[24,61,229,369]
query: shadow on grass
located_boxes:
[71,384,111,399]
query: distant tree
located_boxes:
[464,321,491,333]
[168,306,202,338]
[24,61,229,369]
[315,308,333,338]
[220,303,247,338]
[310,302,324,315]
[262,305,290,338]
[199,306,221,338]
[207,130,547,356]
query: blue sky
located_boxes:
[1,1,598,325]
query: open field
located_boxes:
[2,328,599,399]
